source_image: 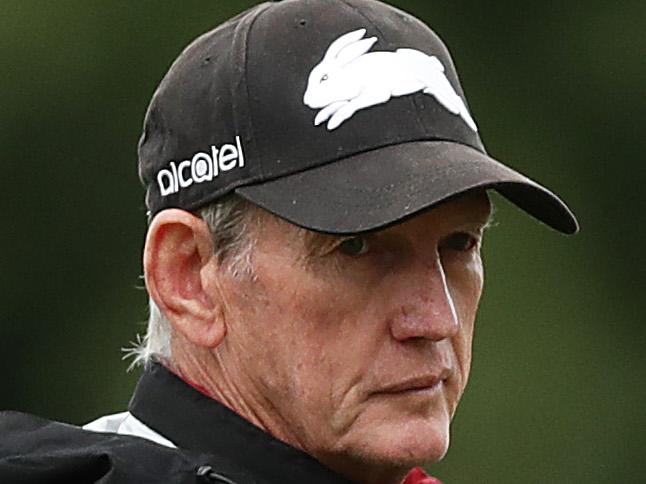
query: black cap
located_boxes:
[138,0,578,235]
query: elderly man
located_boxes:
[0,0,577,483]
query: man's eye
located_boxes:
[338,236,369,256]
[441,232,478,252]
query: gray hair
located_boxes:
[127,194,256,368]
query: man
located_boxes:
[0,0,578,483]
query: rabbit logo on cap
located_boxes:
[303,28,478,132]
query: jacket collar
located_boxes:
[128,363,352,484]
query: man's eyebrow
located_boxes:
[485,214,496,229]
[301,201,498,255]
[479,204,497,232]
[302,229,342,257]
[448,205,495,234]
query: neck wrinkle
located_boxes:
[169,339,310,457]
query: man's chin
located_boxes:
[339,416,451,470]
[316,419,449,484]
[376,422,449,467]
[355,392,453,466]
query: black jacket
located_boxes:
[0,364,352,483]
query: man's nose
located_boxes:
[389,255,459,342]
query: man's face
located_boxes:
[214,191,491,475]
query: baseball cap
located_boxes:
[138,0,579,235]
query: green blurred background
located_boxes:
[2,1,644,482]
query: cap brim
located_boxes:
[235,141,579,235]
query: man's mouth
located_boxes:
[374,370,451,396]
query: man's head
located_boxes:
[134,0,577,481]
[143,189,490,481]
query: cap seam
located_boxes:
[280,149,499,202]
[233,137,487,196]
[149,135,489,218]
[230,2,274,180]
[240,137,456,189]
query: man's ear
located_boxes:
[144,209,226,349]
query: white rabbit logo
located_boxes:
[303,28,478,132]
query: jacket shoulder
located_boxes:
[0,411,244,484]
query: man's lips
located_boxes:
[373,369,451,396]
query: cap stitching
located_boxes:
[230,2,273,180]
